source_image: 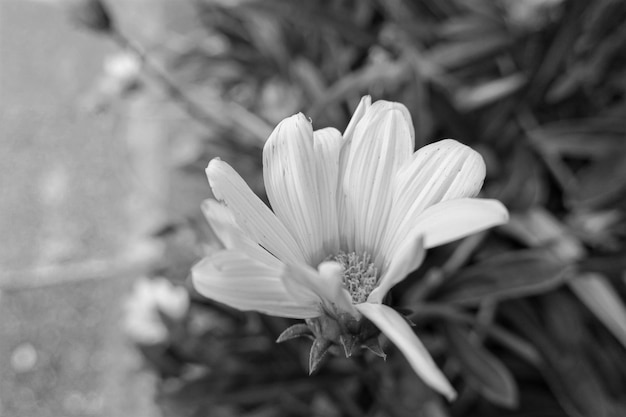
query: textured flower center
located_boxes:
[326,252,378,304]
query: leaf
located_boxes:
[495,145,547,210]
[454,73,526,111]
[437,16,501,40]
[502,207,586,262]
[571,150,626,209]
[445,324,518,408]
[308,59,411,119]
[425,36,512,70]
[527,122,626,159]
[528,0,590,102]
[569,272,626,350]
[504,302,613,417]
[436,250,572,305]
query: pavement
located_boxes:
[0,1,178,416]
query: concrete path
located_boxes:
[0,1,172,415]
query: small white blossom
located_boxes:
[123,277,189,345]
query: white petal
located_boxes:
[201,199,282,268]
[206,158,305,265]
[339,101,415,266]
[356,303,456,400]
[368,235,425,303]
[343,95,372,142]
[313,127,343,256]
[382,139,486,258]
[263,114,329,264]
[337,96,372,250]
[192,250,320,319]
[412,198,509,249]
[282,262,356,315]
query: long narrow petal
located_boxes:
[382,139,486,258]
[343,95,372,143]
[206,159,305,265]
[263,114,328,264]
[410,198,509,249]
[282,262,356,315]
[340,101,415,267]
[338,96,372,250]
[368,235,425,304]
[313,128,343,256]
[356,303,457,400]
[192,250,320,318]
[201,199,282,268]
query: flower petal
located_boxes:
[282,262,356,315]
[201,199,282,268]
[343,95,372,143]
[356,303,457,400]
[367,235,425,304]
[263,114,330,264]
[337,96,371,249]
[412,198,509,249]
[192,250,320,318]
[206,158,305,265]
[339,101,415,266]
[382,139,486,258]
[313,127,343,256]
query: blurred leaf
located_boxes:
[571,150,626,209]
[290,58,327,102]
[494,146,547,210]
[566,209,622,251]
[549,18,626,103]
[544,292,587,348]
[437,250,571,305]
[426,35,511,70]
[237,0,377,47]
[410,303,542,366]
[528,123,626,159]
[570,273,626,350]
[309,59,411,119]
[505,302,613,417]
[576,0,626,53]
[580,253,626,278]
[241,13,289,72]
[454,73,526,111]
[528,0,590,102]
[445,324,519,408]
[502,207,586,262]
[437,16,501,40]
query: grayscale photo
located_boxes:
[1,0,626,416]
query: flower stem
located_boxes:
[109,30,222,130]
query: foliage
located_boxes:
[84,0,626,415]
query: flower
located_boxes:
[123,277,190,345]
[192,96,509,400]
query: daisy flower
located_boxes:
[193,96,509,400]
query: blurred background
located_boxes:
[2,0,626,416]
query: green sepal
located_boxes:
[339,334,357,358]
[309,338,332,375]
[362,337,386,359]
[276,323,313,343]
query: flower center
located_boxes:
[326,251,378,304]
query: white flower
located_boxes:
[123,277,190,345]
[192,96,509,400]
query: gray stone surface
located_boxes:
[0,1,165,416]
